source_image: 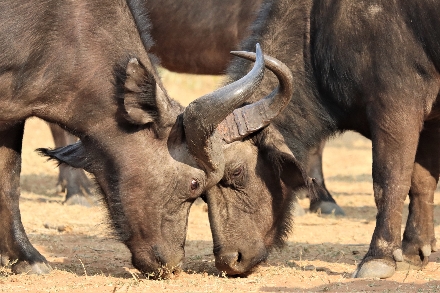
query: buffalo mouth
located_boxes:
[131,245,184,280]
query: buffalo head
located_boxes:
[39,44,305,277]
[183,46,313,275]
[205,127,316,275]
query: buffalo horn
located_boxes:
[183,44,265,175]
[216,51,294,143]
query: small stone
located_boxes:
[57,225,73,233]
[44,223,73,233]
[44,223,56,229]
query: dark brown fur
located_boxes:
[206,0,440,278]
[148,0,263,74]
[0,0,189,277]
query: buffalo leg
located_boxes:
[354,107,421,279]
[399,125,440,270]
[0,122,51,274]
[307,140,345,215]
[49,123,93,206]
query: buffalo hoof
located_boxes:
[311,201,345,216]
[353,259,395,279]
[64,194,98,207]
[396,244,431,271]
[292,200,306,217]
[12,261,52,275]
[55,183,65,194]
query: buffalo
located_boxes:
[0,0,287,277]
[54,0,343,216]
[197,0,440,279]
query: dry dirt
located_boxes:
[2,70,440,292]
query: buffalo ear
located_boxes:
[277,152,309,191]
[269,144,321,202]
[271,145,329,206]
[258,128,311,193]
[122,58,158,125]
[37,141,92,172]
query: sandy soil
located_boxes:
[2,71,440,292]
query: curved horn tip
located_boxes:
[230,43,262,60]
[230,43,261,54]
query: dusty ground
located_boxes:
[2,70,440,292]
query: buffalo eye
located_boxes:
[190,179,199,191]
[232,166,243,177]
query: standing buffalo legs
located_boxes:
[0,122,51,274]
[306,140,345,215]
[400,124,440,269]
[354,90,439,278]
[48,124,94,206]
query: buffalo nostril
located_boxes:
[237,252,242,263]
